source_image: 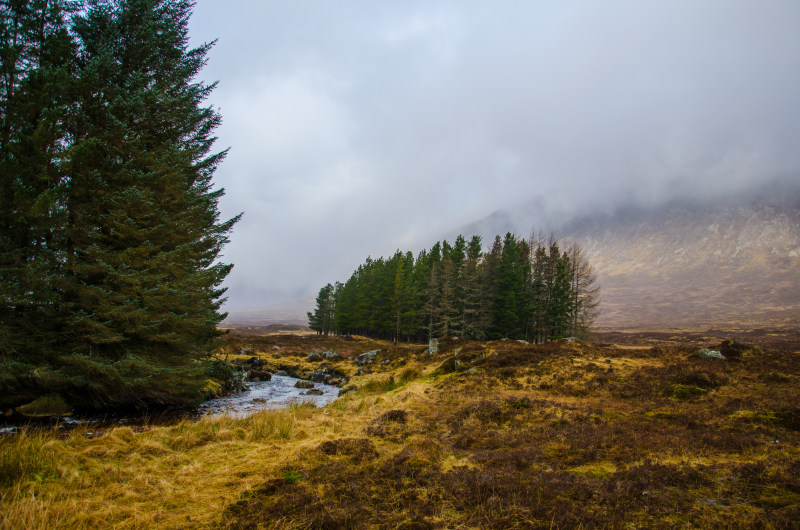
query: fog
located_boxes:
[187,1,800,312]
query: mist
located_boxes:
[187,1,800,311]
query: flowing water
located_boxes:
[0,375,340,435]
[198,374,339,417]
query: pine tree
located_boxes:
[0,0,78,403]
[308,283,334,335]
[59,0,238,407]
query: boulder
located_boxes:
[311,367,348,386]
[294,380,315,389]
[355,350,380,366]
[428,338,439,354]
[699,348,724,360]
[303,388,324,395]
[307,350,323,362]
[249,369,272,382]
[274,370,289,376]
[324,350,340,360]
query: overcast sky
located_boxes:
[187,0,800,312]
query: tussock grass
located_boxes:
[2,333,799,528]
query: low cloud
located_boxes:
[189,0,800,310]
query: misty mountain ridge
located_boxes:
[463,183,800,330]
[225,183,800,331]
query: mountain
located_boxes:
[472,186,800,330]
[231,187,800,332]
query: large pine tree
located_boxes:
[0,0,239,410]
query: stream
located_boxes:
[0,375,340,435]
[197,374,340,417]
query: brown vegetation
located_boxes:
[2,330,799,528]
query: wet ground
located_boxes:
[0,375,340,435]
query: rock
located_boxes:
[249,370,272,382]
[454,348,462,356]
[381,359,391,366]
[239,348,253,356]
[311,367,348,386]
[324,350,340,360]
[252,397,267,403]
[294,380,315,389]
[247,356,263,367]
[307,350,323,362]
[319,362,333,368]
[699,348,725,360]
[16,394,72,417]
[272,346,281,350]
[355,350,380,366]
[428,338,439,354]
[274,370,289,376]
[516,340,529,345]
[304,388,324,395]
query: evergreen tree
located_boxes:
[0,0,77,396]
[308,283,334,335]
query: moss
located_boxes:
[16,393,72,417]
[668,384,708,399]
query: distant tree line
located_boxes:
[0,0,238,410]
[308,233,599,342]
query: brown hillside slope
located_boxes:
[560,191,800,330]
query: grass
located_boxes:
[2,332,799,528]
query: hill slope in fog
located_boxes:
[557,188,800,329]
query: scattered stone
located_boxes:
[699,348,725,360]
[304,388,324,395]
[249,370,272,382]
[324,350,340,360]
[311,367,348,386]
[307,350,323,362]
[355,350,380,366]
[294,380,315,389]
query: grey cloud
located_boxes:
[188,1,800,310]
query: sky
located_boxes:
[187,0,800,313]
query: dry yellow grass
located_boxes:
[2,334,799,528]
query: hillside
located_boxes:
[2,331,798,527]
[559,189,800,330]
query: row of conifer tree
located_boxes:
[308,233,599,343]
[0,1,238,410]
